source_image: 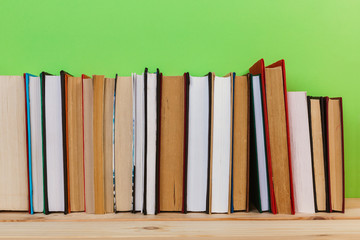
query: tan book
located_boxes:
[67,76,85,212]
[0,76,28,211]
[104,78,115,213]
[83,77,95,214]
[308,97,328,212]
[93,75,105,214]
[326,97,344,212]
[159,75,185,212]
[114,76,133,212]
[232,75,250,212]
[265,66,292,214]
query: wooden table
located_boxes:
[0,198,359,239]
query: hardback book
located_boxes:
[250,59,295,214]
[67,75,85,212]
[144,69,159,215]
[249,74,270,213]
[158,74,186,213]
[60,70,71,214]
[0,76,28,211]
[307,96,329,212]
[287,92,315,213]
[42,72,65,213]
[26,73,44,214]
[133,72,145,213]
[185,73,211,213]
[231,73,250,212]
[82,75,95,213]
[93,75,106,214]
[325,97,344,213]
[104,77,115,213]
[208,73,233,214]
[114,75,134,212]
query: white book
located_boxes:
[145,72,157,215]
[133,73,145,212]
[187,75,209,212]
[288,91,315,213]
[251,75,269,212]
[45,75,65,212]
[211,75,232,213]
[29,76,44,213]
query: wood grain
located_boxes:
[0,199,359,239]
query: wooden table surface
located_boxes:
[0,198,359,239]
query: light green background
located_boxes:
[0,0,359,196]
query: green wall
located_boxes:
[0,0,359,197]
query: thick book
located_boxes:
[249,74,270,213]
[231,73,250,212]
[158,74,186,212]
[104,77,115,213]
[208,73,233,214]
[325,97,345,213]
[144,69,159,215]
[82,75,95,213]
[307,96,329,212]
[26,73,44,214]
[42,73,65,214]
[185,73,211,213]
[93,75,106,214]
[67,76,85,212]
[249,59,295,214]
[0,76,28,211]
[114,75,134,212]
[133,73,145,213]
[287,92,315,213]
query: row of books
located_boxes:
[0,59,344,215]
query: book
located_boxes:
[144,69,159,215]
[93,75,106,214]
[325,97,344,213]
[104,77,115,213]
[43,73,65,213]
[26,74,44,213]
[133,73,145,213]
[185,73,211,213]
[0,76,28,211]
[60,70,71,214]
[307,97,329,212]
[67,76,85,212]
[287,91,315,213]
[231,74,250,212]
[82,75,95,213]
[209,73,233,214]
[249,74,270,213]
[264,60,294,214]
[158,74,186,212]
[114,75,134,212]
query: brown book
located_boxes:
[67,76,85,212]
[0,76,28,211]
[308,97,329,212]
[326,97,344,212]
[93,75,105,214]
[83,76,95,213]
[264,66,292,214]
[104,78,115,213]
[159,75,185,212]
[114,76,133,212]
[232,74,250,212]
